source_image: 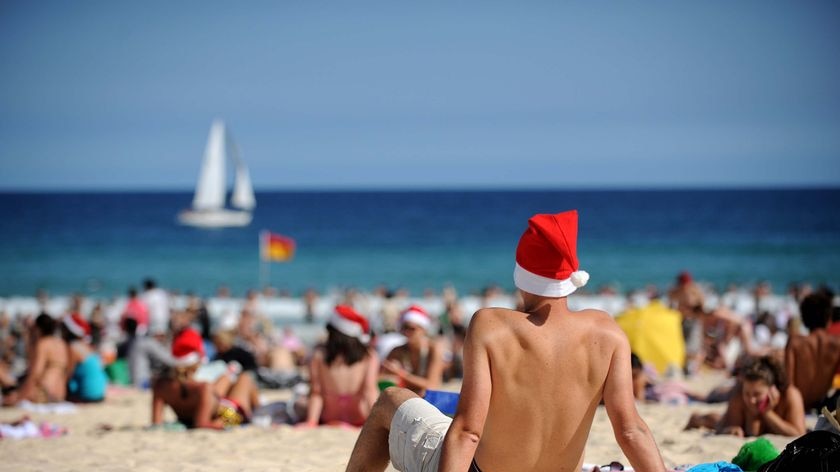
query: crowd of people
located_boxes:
[1,270,839,443]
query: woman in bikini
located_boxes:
[152,327,260,429]
[301,305,379,427]
[686,355,806,437]
[2,313,68,406]
[381,305,445,396]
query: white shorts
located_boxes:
[388,397,452,472]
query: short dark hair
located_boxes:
[324,324,369,366]
[35,313,56,336]
[800,293,832,331]
[143,278,156,290]
[740,355,788,391]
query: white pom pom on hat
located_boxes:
[513,210,589,298]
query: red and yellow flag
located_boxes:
[260,230,296,262]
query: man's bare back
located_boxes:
[442,294,663,472]
[345,210,665,472]
[469,304,619,471]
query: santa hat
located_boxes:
[329,305,370,344]
[513,210,590,298]
[399,305,432,333]
[62,313,91,340]
[171,328,205,366]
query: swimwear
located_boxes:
[216,397,249,427]
[67,354,107,402]
[469,458,484,472]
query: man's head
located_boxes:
[513,210,589,298]
[800,292,833,331]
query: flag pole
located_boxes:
[259,230,267,289]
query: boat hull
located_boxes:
[178,209,253,228]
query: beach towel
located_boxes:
[686,462,743,472]
[0,420,67,439]
[17,400,78,414]
[731,438,779,471]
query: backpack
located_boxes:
[758,430,840,472]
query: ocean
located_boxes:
[0,189,838,298]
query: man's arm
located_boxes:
[438,310,493,472]
[603,331,666,472]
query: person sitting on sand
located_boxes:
[785,290,840,411]
[686,355,806,437]
[152,328,260,429]
[61,313,107,403]
[300,305,380,427]
[2,313,68,406]
[380,305,445,396]
[345,210,665,472]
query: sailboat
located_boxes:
[178,120,256,228]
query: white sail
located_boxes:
[230,139,256,211]
[191,120,227,210]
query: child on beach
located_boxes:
[300,305,379,427]
[686,355,806,437]
[152,328,260,430]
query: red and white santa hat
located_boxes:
[62,313,91,340]
[399,305,433,333]
[171,328,205,366]
[329,305,370,344]
[513,210,590,298]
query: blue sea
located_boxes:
[0,189,838,298]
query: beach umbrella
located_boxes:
[616,300,685,375]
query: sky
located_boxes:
[1,1,839,190]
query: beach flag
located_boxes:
[260,230,296,262]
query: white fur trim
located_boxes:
[401,310,432,332]
[62,315,86,338]
[329,313,370,343]
[174,352,201,367]
[513,263,586,297]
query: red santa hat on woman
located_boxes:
[171,328,205,366]
[329,305,370,344]
[62,313,91,341]
[513,210,590,298]
[399,305,433,333]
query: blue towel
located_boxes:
[686,462,743,472]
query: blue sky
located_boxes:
[1,1,839,190]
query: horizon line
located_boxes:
[0,183,839,194]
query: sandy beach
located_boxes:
[0,370,805,471]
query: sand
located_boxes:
[1,372,803,471]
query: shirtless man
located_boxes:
[785,291,840,411]
[346,211,665,472]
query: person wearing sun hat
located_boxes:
[379,305,446,396]
[151,326,260,429]
[61,310,108,403]
[300,305,380,427]
[346,210,666,472]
